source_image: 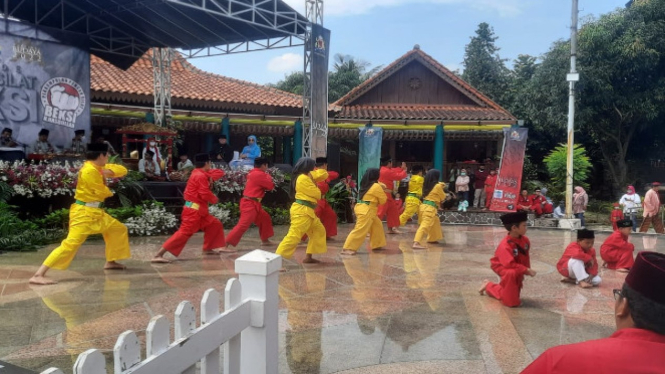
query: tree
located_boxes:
[269,71,304,96]
[462,23,510,104]
[544,144,593,198]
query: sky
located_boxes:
[189,0,629,85]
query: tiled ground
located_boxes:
[0,224,661,373]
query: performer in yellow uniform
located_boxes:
[341,168,388,255]
[276,157,328,263]
[399,165,424,226]
[413,169,446,249]
[30,143,130,285]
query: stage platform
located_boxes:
[439,210,559,228]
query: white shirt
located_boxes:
[619,193,641,213]
[177,159,193,170]
[138,159,161,175]
[553,206,565,218]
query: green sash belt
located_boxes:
[75,200,103,208]
[295,199,317,209]
[423,200,438,208]
[357,200,371,205]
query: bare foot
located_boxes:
[388,228,402,234]
[211,247,236,253]
[578,281,593,289]
[103,262,126,270]
[302,257,321,264]
[479,280,490,295]
[29,275,57,285]
[412,242,427,249]
[560,277,576,284]
[341,249,357,256]
[617,268,630,273]
[261,240,275,246]
[151,257,171,264]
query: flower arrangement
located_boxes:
[209,204,232,225]
[213,167,287,195]
[124,201,178,236]
[0,160,81,198]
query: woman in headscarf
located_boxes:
[572,186,589,228]
[619,185,641,232]
[230,135,261,169]
[455,168,470,210]
[276,157,328,264]
[341,168,387,256]
[413,169,446,249]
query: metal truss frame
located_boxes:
[302,0,326,159]
[152,47,173,127]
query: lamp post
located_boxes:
[565,0,579,218]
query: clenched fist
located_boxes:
[50,85,80,111]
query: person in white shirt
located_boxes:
[139,150,161,179]
[553,201,565,218]
[620,185,641,232]
[177,154,194,171]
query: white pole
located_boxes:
[565,0,579,218]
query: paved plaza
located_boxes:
[1,224,661,373]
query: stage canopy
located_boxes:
[2,0,308,69]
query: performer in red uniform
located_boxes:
[529,189,550,217]
[517,189,532,212]
[521,251,665,373]
[152,154,227,263]
[600,219,635,272]
[610,202,624,231]
[314,157,339,239]
[226,157,275,248]
[376,157,407,234]
[479,211,537,307]
[556,229,601,288]
[484,169,497,209]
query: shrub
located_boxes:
[543,144,592,193]
[124,201,178,236]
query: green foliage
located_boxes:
[256,137,274,158]
[106,205,144,222]
[269,71,305,96]
[543,144,593,195]
[0,181,13,203]
[32,209,70,230]
[263,206,290,225]
[115,173,146,207]
[462,22,510,104]
[325,181,351,222]
[0,203,66,251]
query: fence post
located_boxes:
[224,279,242,374]
[73,349,106,374]
[235,249,282,374]
[200,289,221,374]
[175,301,197,374]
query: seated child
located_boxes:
[600,219,635,273]
[479,211,537,307]
[610,203,624,231]
[556,229,601,288]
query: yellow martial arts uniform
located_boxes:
[42,161,130,270]
[399,174,424,226]
[414,182,446,245]
[276,169,328,259]
[343,183,388,251]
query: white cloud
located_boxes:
[267,53,302,73]
[282,0,522,17]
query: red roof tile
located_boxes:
[332,47,515,122]
[91,50,302,112]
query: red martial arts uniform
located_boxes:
[556,242,598,278]
[600,230,635,270]
[529,194,550,216]
[517,195,531,211]
[162,168,226,256]
[521,328,665,373]
[611,209,624,231]
[485,234,531,307]
[377,166,407,228]
[226,168,275,246]
[485,174,497,208]
[315,170,339,238]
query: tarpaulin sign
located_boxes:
[490,127,529,212]
[358,125,383,185]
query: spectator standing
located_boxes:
[455,168,470,204]
[619,185,641,232]
[473,165,488,209]
[215,135,234,164]
[573,186,588,228]
[640,182,664,234]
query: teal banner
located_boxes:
[358,125,383,184]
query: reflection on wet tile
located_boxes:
[0,224,662,373]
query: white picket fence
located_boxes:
[41,249,282,374]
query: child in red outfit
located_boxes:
[479,211,537,307]
[557,229,601,288]
[601,219,635,272]
[610,203,624,231]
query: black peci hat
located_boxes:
[577,229,595,240]
[194,153,210,163]
[87,143,108,153]
[500,211,528,225]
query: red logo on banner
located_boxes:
[489,128,529,212]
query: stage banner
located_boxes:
[0,28,90,152]
[309,24,331,158]
[490,127,529,212]
[358,125,383,185]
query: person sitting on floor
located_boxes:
[177,154,194,171]
[600,219,635,273]
[557,229,601,288]
[138,150,161,180]
[553,201,565,218]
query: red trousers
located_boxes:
[485,268,524,307]
[163,208,226,257]
[226,199,274,246]
[377,192,400,228]
[315,199,338,238]
[485,189,494,208]
[603,250,635,270]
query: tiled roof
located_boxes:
[332,47,515,122]
[336,104,514,121]
[91,51,302,112]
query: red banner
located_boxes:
[490,127,529,212]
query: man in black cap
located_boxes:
[601,218,635,272]
[69,129,86,154]
[215,135,234,165]
[33,128,55,154]
[479,211,537,307]
[1,127,18,147]
[521,251,665,372]
[556,229,601,288]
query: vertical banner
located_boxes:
[490,127,529,212]
[309,25,331,158]
[0,22,90,152]
[358,125,383,185]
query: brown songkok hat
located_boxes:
[626,252,665,305]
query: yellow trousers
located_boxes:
[343,205,386,251]
[276,203,326,259]
[414,205,443,245]
[399,196,421,226]
[43,204,130,270]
